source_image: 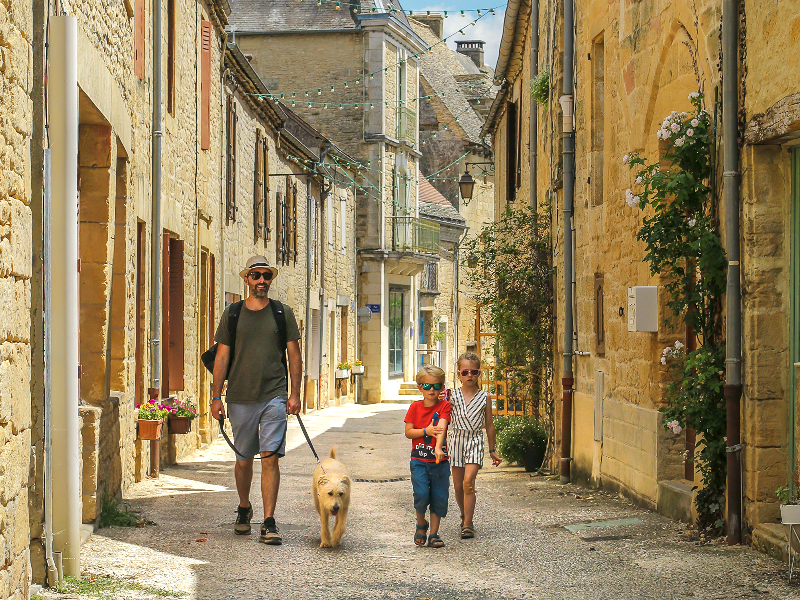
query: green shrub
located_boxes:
[495,415,547,466]
[530,70,550,107]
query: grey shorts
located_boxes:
[226,397,288,461]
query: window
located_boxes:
[340,307,348,364]
[161,234,184,397]
[388,289,404,377]
[340,197,347,254]
[277,177,297,266]
[200,21,212,149]
[327,193,334,251]
[591,36,605,207]
[595,273,605,355]
[134,0,145,80]
[422,261,438,292]
[225,96,237,223]
[167,0,175,114]
[254,129,265,243]
[396,58,407,139]
[506,101,518,202]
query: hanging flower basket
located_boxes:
[351,365,365,375]
[335,369,351,379]
[168,415,192,434]
[137,419,164,440]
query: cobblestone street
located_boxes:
[42,404,797,600]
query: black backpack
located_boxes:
[201,299,288,380]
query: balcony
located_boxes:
[391,216,439,254]
[397,107,416,146]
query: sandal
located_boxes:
[427,533,445,548]
[461,526,475,539]
[414,521,429,546]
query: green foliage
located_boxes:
[170,398,198,420]
[98,494,153,529]
[530,70,550,107]
[625,92,727,533]
[462,205,554,422]
[495,416,548,466]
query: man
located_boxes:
[211,255,302,545]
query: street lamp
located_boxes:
[459,170,475,201]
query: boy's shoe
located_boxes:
[234,504,253,535]
[259,517,282,545]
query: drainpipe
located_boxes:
[304,174,313,413]
[49,15,80,578]
[150,0,163,398]
[318,143,332,408]
[529,0,539,213]
[722,0,742,546]
[559,0,575,485]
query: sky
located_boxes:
[401,2,506,70]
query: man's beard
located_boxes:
[252,285,268,298]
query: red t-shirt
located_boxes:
[404,399,452,463]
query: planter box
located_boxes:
[335,369,351,379]
[168,416,192,434]
[137,419,163,440]
[351,365,365,375]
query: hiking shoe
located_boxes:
[234,504,253,535]
[259,517,282,545]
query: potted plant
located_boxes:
[496,415,548,473]
[351,359,364,375]
[168,398,198,434]
[778,481,800,556]
[335,362,351,379]
[136,400,169,440]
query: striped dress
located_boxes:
[447,389,489,467]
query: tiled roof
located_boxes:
[228,0,411,34]
[419,178,465,226]
[409,18,495,144]
[419,177,448,205]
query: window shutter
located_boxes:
[168,238,185,391]
[200,21,211,149]
[327,193,333,250]
[309,198,316,274]
[254,129,263,243]
[161,233,170,398]
[263,138,270,240]
[506,101,517,202]
[134,0,145,80]
[292,182,298,264]
[276,190,284,265]
[209,253,215,347]
[226,97,237,223]
[340,197,347,254]
[167,0,175,114]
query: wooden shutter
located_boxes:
[200,21,212,150]
[168,238,185,391]
[161,233,170,398]
[226,97,237,223]
[254,129,263,243]
[209,253,215,348]
[134,0,145,80]
[276,191,284,265]
[292,182,298,264]
[263,138,270,240]
[506,101,517,202]
[167,0,175,114]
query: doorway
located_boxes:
[389,289,404,378]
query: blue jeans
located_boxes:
[410,460,450,518]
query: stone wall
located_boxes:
[0,0,33,594]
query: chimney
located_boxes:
[410,13,444,40]
[456,40,485,69]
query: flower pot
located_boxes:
[168,415,192,434]
[138,419,164,440]
[521,444,545,473]
[335,369,351,379]
[782,505,800,554]
[351,365,364,375]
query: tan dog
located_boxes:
[312,447,351,548]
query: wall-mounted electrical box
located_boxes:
[627,286,658,332]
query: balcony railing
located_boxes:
[397,106,416,146]
[391,216,439,254]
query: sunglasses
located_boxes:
[420,383,444,391]
[460,369,481,376]
[248,271,274,281]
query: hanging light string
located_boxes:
[420,84,497,145]
[298,0,501,18]
[245,5,502,106]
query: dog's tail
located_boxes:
[329,446,337,460]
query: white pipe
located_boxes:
[49,16,80,578]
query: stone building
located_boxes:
[486,0,800,552]
[228,0,434,403]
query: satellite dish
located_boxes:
[357,306,372,324]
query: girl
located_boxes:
[436,352,501,538]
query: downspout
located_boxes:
[530,0,539,212]
[304,174,313,413]
[150,0,163,399]
[318,143,332,407]
[722,0,742,546]
[558,0,575,485]
[219,64,230,339]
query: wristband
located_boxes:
[212,396,222,401]
[489,449,496,453]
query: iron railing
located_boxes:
[421,261,438,292]
[397,107,416,145]
[391,216,439,254]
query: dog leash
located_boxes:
[216,413,326,474]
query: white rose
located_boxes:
[688,218,696,227]
[687,129,694,137]
[633,195,640,204]
[675,137,685,147]
[674,341,684,350]
[670,123,680,132]
[689,91,700,99]
[623,154,630,164]
[636,176,643,185]
[661,357,667,366]
[691,119,699,127]
[626,196,639,208]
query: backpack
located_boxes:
[200,299,288,380]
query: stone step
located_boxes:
[752,522,790,564]
[398,388,422,395]
[381,397,416,405]
[399,382,419,390]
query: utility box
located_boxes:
[627,286,658,332]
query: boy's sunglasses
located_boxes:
[420,383,444,391]
[248,271,274,281]
[460,369,481,376]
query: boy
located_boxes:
[404,365,451,548]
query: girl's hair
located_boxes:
[457,352,481,369]
[415,365,446,384]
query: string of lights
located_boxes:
[297,0,501,20]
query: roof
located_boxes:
[419,178,465,226]
[228,0,411,34]
[409,18,496,145]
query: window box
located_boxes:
[351,365,365,375]
[137,419,164,441]
[335,369,351,379]
[168,415,192,435]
